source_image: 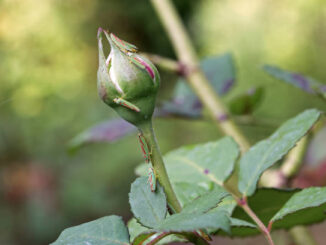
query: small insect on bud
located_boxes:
[97,28,160,127]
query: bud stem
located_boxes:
[139,121,211,245]
[138,120,182,213]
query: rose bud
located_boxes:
[97,28,160,127]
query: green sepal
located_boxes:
[97,28,160,127]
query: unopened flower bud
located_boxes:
[97,28,160,127]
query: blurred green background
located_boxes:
[1,0,326,244]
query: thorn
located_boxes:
[237,196,247,206]
[268,221,273,232]
[97,27,103,39]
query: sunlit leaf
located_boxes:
[129,177,167,228]
[51,215,129,245]
[239,109,321,196]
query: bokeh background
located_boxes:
[1,0,326,244]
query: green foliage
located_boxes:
[230,218,256,228]
[4,0,326,244]
[128,219,185,245]
[129,177,167,228]
[173,182,208,207]
[217,218,257,237]
[129,176,229,231]
[232,188,299,228]
[238,109,321,196]
[52,86,326,244]
[51,216,129,245]
[136,136,239,186]
[271,187,326,224]
[181,188,228,214]
[126,177,232,243]
[154,210,230,233]
[128,218,147,242]
[130,112,325,238]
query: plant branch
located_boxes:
[141,53,181,73]
[138,121,209,245]
[238,199,275,245]
[138,121,208,245]
[138,120,182,213]
[150,0,250,153]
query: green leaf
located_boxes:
[154,211,230,233]
[182,187,228,214]
[151,187,230,234]
[51,215,129,245]
[212,195,237,215]
[136,137,239,187]
[232,188,326,231]
[271,187,326,224]
[229,87,264,115]
[128,218,148,243]
[208,196,257,237]
[263,65,326,99]
[233,188,299,225]
[128,218,185,245]
[230,218,256,228]
[129,177,167,228]
[239,109,321,196]
[216,218,257,237]
[173,182,209,207]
